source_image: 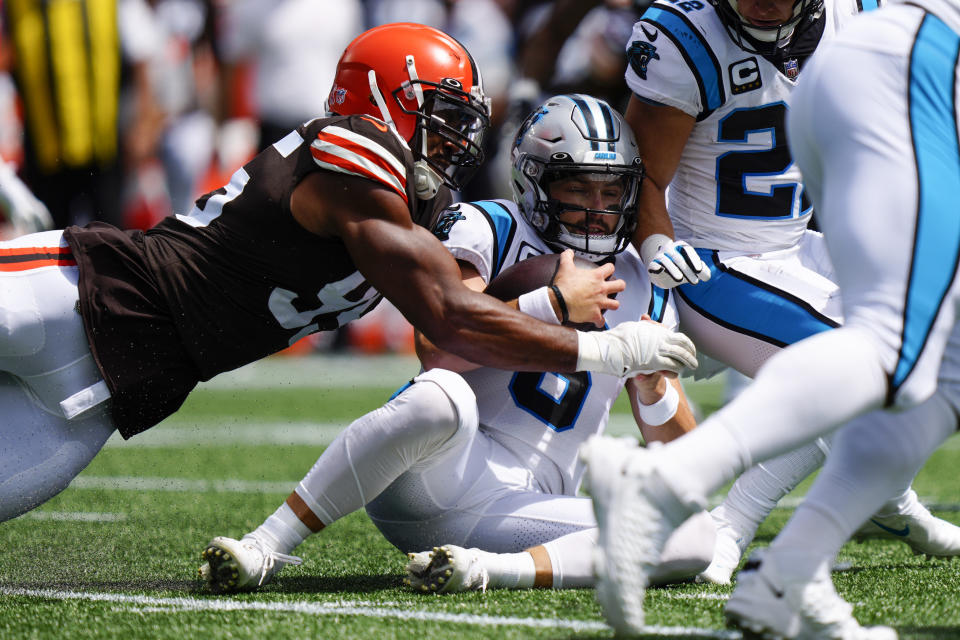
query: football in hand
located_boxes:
[484,253,604,331]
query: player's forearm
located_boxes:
[414,330,482,373]
[421,294,581,372]
[634,183,676,244]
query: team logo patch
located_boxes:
[627,40,660,81]
[729,57,762,95]
[514,106,548,148]
[432,209,466,240]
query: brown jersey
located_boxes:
[64,115,451,438]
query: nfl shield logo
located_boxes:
[784,59,799,80]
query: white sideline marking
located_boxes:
[200,354,421,390]
[650,591,729,601]
[22,511,127,522]
[102,415,638,449]
[0,587,742,637]
[103,422,347,449]
[70,476,294,494]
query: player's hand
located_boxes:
[0,163,53,236]
[639,233,711,289]
[553,250,624,327]
[576,318,698,377]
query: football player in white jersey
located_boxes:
[198,95,716,594]
[621,0,960,585]
[583,1,960,636]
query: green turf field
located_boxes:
[2,355,959,639]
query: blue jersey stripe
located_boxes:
[678,249,839,347]
[470,200,518,278]
[895,15,960,392]
[643,7,724,113]
[648,284,668,323]
[858,0,880,11]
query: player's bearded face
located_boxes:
[736,0,796,27]
[548,175,625,236]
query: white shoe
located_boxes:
[854,490,960,558]
[696,505,754,585]
[198,535,303,593]
[726,550,898,640]
[404,545,489,593]
[580,435,698,636]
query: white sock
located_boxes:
[250,502,312,555]
[478,549,537,589]
[718,440,827,534]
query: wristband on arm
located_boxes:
[517,286,560,324]
[636,380,680,426]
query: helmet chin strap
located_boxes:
[367,70,396,128]
[402,54,443,199]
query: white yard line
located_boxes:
[0,587,741,637]
[102,422,347,449]
[21,511,127,522]
[102,415,640,449]
[198,354,421,390]
[69,476,294,493]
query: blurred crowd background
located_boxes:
[0,0,652,355]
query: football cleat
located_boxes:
[198,535,302,593]
[696,505,754,585]
[853,489,960,559]
[726,550,898,640]
[404,545,489,593]
[580,435,698,636]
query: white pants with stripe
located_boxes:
[0,230,115,522]
[788,4,960,411]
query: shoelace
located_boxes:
[244,537,303,586]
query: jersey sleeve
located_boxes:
[624,5,720,118]
[309,116,411,204]
[431,201,497,283]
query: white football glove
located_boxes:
[640,233,711,289]
[0,162,53,235]
[576,321,698,377]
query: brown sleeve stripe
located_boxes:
[0,246,76,271]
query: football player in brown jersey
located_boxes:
[0,24,696,528]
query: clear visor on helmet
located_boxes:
[394,81,491,192]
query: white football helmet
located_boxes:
[510,94,643,262]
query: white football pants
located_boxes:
[0,230,115,522]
